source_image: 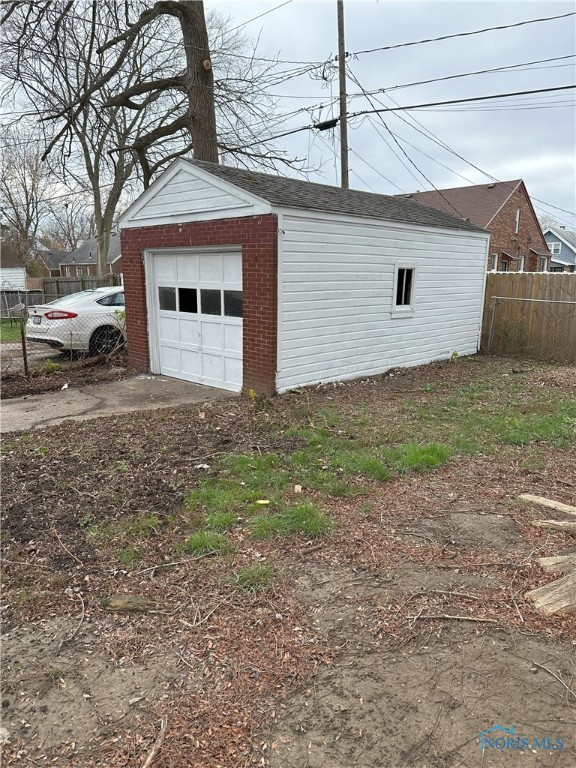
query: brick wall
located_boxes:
[488,183,550,271]
[120,214,278,396]
[61,262,122,277]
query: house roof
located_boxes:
[184,160,484,233]
[395,180,523,229]
[544,227,576,251]
[60,233,122,265]
[0,225,25,269]
[0,243,24,269]
[39,248,70,270]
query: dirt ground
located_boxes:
[1,349,135,399]
[1,356,575,767]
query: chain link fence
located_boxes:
[1,285,126,378]
[484,297,576,364]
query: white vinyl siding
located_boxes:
[276,211,488,392]
[0,268,26,289]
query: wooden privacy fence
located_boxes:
[482,273,576,363]
[42,274,121,300]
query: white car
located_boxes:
[26,287,126,355]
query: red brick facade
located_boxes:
[120,214,278,396]
[488,183,550,272]
[60,260,123,278]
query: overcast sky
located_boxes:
[206,0,576,228]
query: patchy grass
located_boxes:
[400,381,576,453]
[181,531,234,556]
[184,378,573,545]
[250,502,332,540]
[87,513,160,545]
[0,319,22,343]
[117,547,141,568]
[204,510,238,531]
[228,564,275,592]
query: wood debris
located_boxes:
[522,494,576,615]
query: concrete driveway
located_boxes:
[1,375,233,433]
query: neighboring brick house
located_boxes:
[119,159,488,396]
[543,227,576,272]
[59,233,122,277]
[37,248,69,277]
[398,180,551,272]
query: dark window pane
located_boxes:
[201,289,221,315]
[396,268,413,306]
[179,288,198,313]
[159,286,176,311]
[224,290,243,318]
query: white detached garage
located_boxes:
[120,160,489,396]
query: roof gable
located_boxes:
[544,227,576,252]
[396,181,521,229]
[120,160,271,228]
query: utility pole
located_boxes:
[337,0,349,188]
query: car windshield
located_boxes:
[47,290,108,306]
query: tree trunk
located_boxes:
[180,1,218,163]
[96,228,111,277]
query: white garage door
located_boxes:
[147,250,243,392]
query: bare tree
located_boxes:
[3,1,181,274]
[0,126,53,272]
[2,1,304,273]
[40,199,95,252]
[538,214,564,233]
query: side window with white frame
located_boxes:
[539,256,548,272]
[550,242,561,254]
[490,253,498,271]
[392,263,416,315]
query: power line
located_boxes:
[346,65,468,218]
[348,147,405,193]
[344,12,576,58]
[372,90,576,221]
[375,55,576,94]
[347,85,576,120]
[227,0,294,33]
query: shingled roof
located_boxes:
[396,180,523,229]
[60,233,122,266]
[186,160,484,233]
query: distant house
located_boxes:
[59,233,122,277]
[37,247,70,277]
[398,180,551,272]
[543,227,576,272]
[0,232,27,289]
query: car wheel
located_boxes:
[89,326,125,356]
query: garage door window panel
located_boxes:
[201,289,221,316]
[224,290,243,318]
[159,287,177,311]
[179,288,198,313]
